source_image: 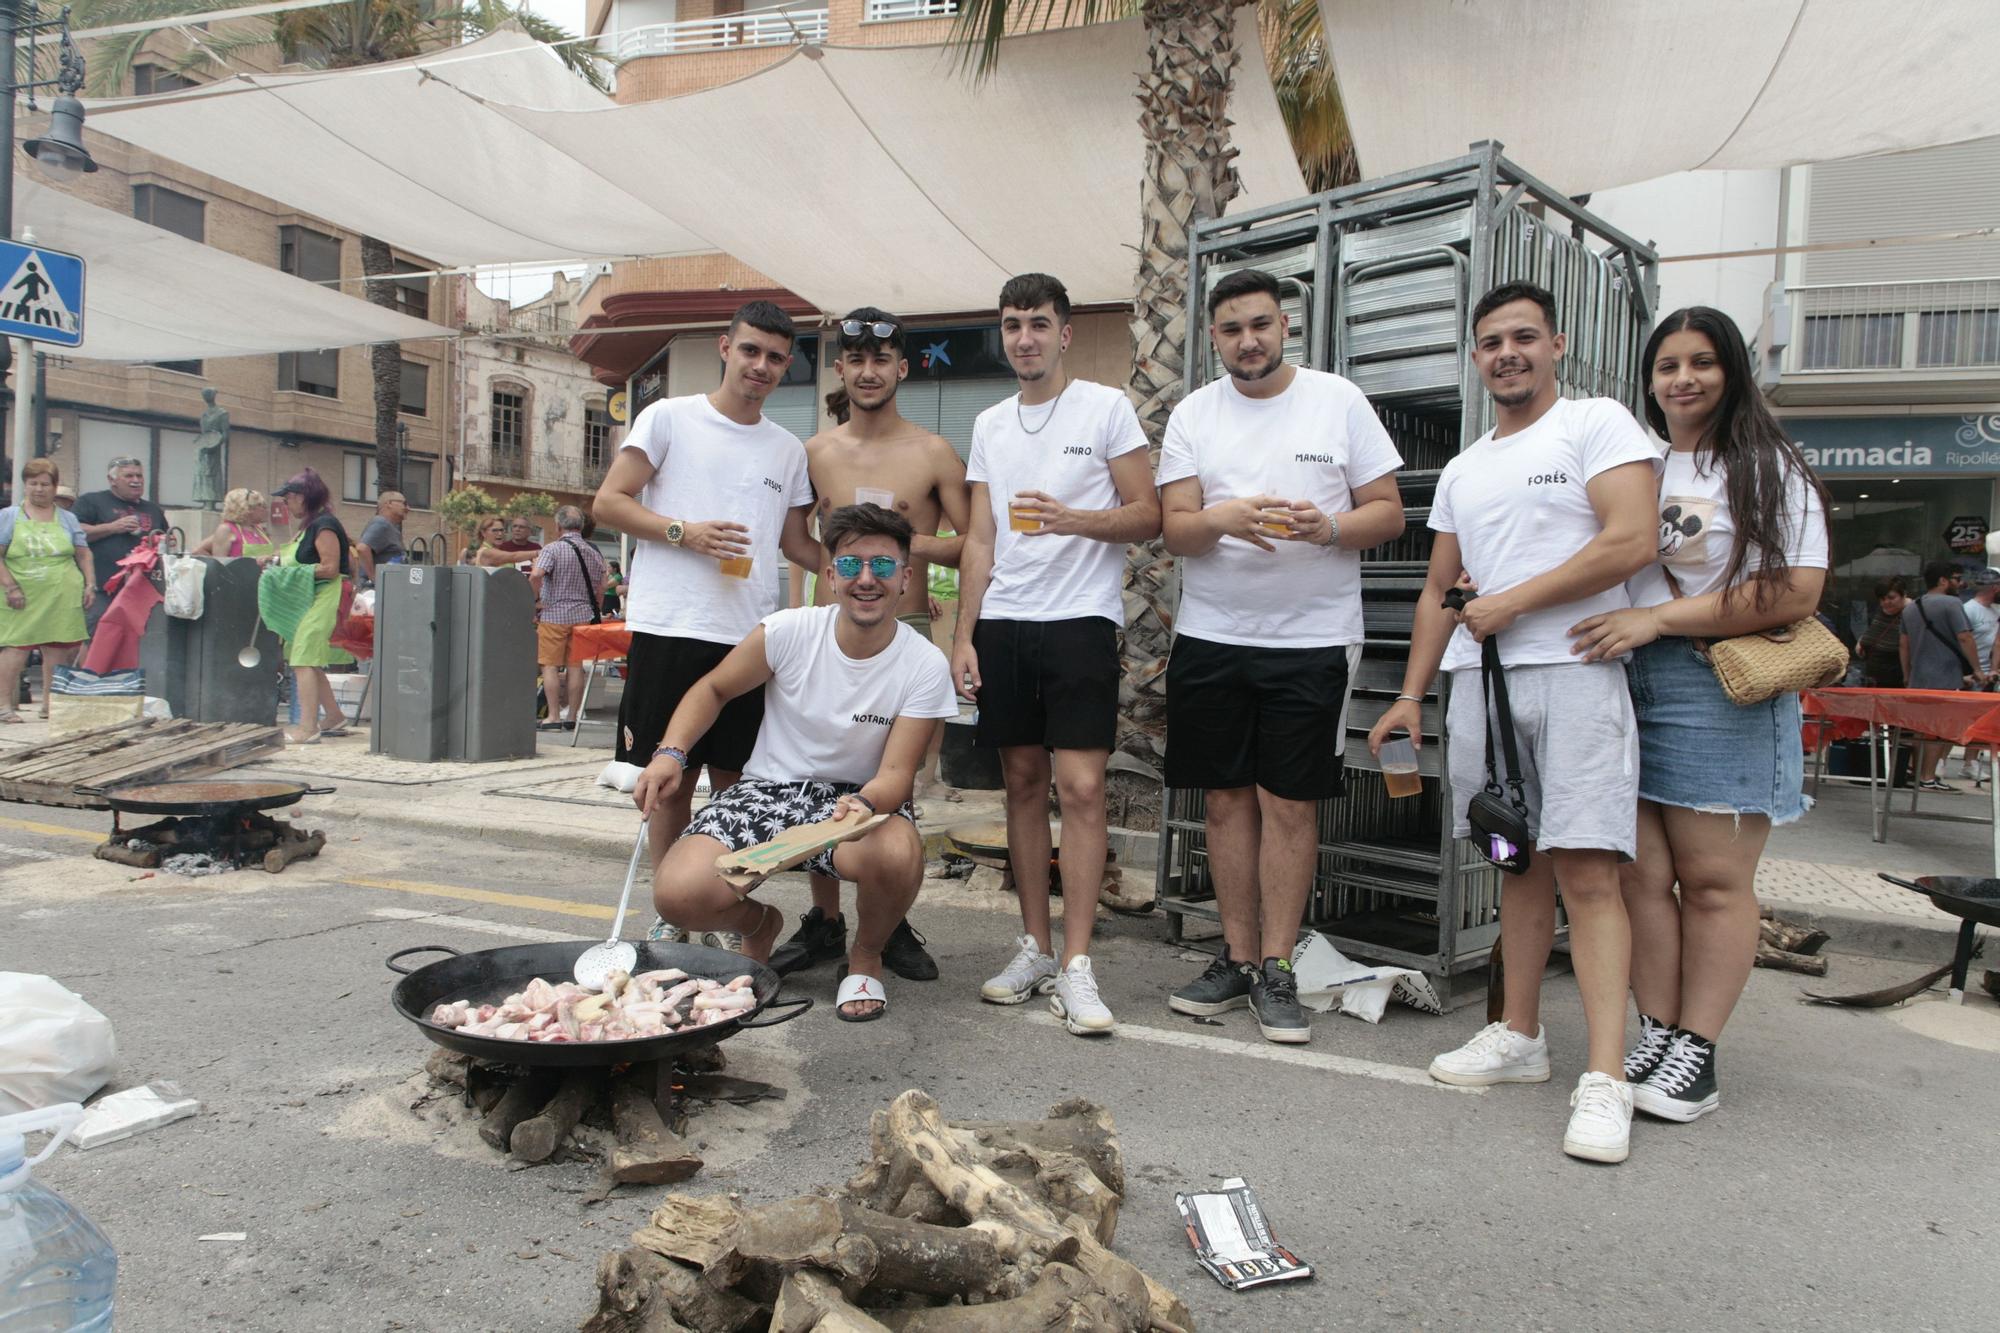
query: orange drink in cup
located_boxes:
[1380,737,1421,798]
[1260,508,1293,538]
[1009,505,1042,533]
[719,555,752,579]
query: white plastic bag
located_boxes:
[0,974,118,1115]
[1289,933,1445,1024]
[162,554,205,620]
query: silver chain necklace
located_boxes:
[1015,375,1071,436]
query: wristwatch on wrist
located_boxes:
[664,519,686,547]
[1321,514,1340,548]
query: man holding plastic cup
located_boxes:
[593,300,823,945]
[952,273,1161,1036]
[1156,267,1405,1044]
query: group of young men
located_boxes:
[591,270,1669,1160]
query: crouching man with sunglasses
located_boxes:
[635,504,958,1021]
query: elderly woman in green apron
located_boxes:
[261,468,353,745]
[0,459,93,722]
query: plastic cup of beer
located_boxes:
[718,553,752,579]
[1009,505,1042,533]
[1260,509,1293,538]
[1380,737,1421,798]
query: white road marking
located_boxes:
[370,907,577,944]
[0,842,66,861]
[1026,1011,1481,1094]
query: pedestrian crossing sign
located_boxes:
[0,240,84,347]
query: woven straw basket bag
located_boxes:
[1701,618,1849,707]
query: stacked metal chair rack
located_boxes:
[1159,141,1661,1006]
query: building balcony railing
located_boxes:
[1775,278,2000,377]
[864,0,957,21]
[458,444,610,495]
[613,7,829,59]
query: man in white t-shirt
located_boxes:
[635,505,957,1022]
[593,301,823,946]
[1367,282,1657,1164]
[950,272,1162,1036]
[1157,267,1406,1044]
[1959,568,2000,781]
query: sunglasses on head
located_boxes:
[839,319,899,340]
[833,554,902,579]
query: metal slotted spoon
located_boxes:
[574,821,646,989]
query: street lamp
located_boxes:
[1,3,95,501]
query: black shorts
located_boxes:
[616,631,765,772]
[1164,634,1357,801]
[972,617,1118,752]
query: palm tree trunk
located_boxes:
[361,235,403,493]
[1118,0,1248,766]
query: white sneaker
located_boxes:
[980,935,1058,1004]
[1563,1071,1634,1163]
[699,930,746,953]
[1428,1021,1552,1086]
[647,918,687,944]
[1049,955,1115,1035]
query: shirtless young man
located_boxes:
[770,308,972,986]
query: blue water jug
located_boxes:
[0,1105,115,1331]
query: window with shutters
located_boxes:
[278,226,343,396]
[389,259,430,321]
[132,185,203,242]
[1916,309,2000,368]
[133,64,196,95]
[400,360,429,416]
[491,388,526,473]
[584,406,611,470]
[1801,314,1902,371]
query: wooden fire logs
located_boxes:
[581,1090,1192,1333]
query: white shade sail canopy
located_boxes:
[85,18,1307,313]
[17,179,453,362]
[1320,0,2000,196]
[84,32,709,266]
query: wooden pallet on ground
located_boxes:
[0,718,287,809]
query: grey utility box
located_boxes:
[372,564,453,761]
[140,556,280,723]
[448,566,537,762]
[371,565,537,762]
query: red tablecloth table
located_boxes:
[567,620,631,665]
[1800,687,2000,854]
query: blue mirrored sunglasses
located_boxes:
[833,554,902,579]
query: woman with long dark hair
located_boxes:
[1568,306,1830,1124]
[267,468,353,744]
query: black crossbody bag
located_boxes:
[1465,632,1535,875]
[568,538,603,625]
[1916,598,1981,686]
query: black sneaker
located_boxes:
[1632,1029,1719,1122]
[1623,1012,1673,1082]
[1167,948,1256,1016]
[881,918,939,981]
[1250,957,1309,1045]
[770,907,846,977]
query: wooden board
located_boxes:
[714,812,892,890]
[0,718,287,809]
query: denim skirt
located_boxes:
[1625,637,1807,825]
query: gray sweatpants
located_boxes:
[1446,660,1639,861]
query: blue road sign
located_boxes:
[0,240,83,347]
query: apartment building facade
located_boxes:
[455,272,618,552]
[1756,135,2000,624]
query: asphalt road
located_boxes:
[4,805,1995,1332]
